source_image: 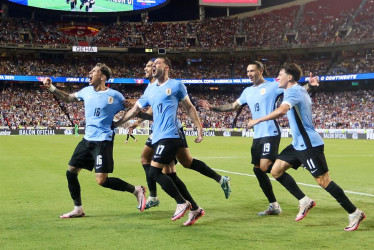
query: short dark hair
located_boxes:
[248,60,268,76]
[280,63,302,82]
[96,63,111,80]
[248,61,264,70]
[158,57,172,69]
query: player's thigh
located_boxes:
[68,138,95,171]
[141,145,154,164]
[273,144,302,177]
[271,159,293,178]
[260,136,280,161]
[176,147,193,168]
[297,145,329,178]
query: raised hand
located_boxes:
[198,99,212,110]
[309,72,319,87]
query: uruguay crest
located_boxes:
[166,88,172,95]
[108,96,114,104]
[260,88,266,95]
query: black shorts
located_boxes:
[251,135,280,165]
[179,127,188,148]
[277,144,329,177]
[69,138,114,173]
[152,138,184,165]
[145,135,153,148]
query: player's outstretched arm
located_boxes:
[181,96,203,143]
[114,103,142,128]
[199,99,240,112]
[42,77,78,102]
[248,103,290,128]
[130,107,153,129]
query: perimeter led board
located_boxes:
[8,0,169,13]
[199,0,261,7]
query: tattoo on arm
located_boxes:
[212,103,237,112]
[136,111,153,121]
[53,89,77,102]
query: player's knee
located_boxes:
[140,155,150,165]
[259,164,269,173]
[315,174,331,189]
[96,176,107,186]
[178,155,193,168]
[180,158,192,168]
[270,166,282,178]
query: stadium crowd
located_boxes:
[1,84,373,130]
[1,0,374,50]
[1,50,373,79]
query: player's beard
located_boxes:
[153,68,163,79]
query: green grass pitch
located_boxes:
[1,135,373,249]
[28,0,133,12]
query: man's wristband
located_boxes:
[48,85,56,92]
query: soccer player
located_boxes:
[114,57,205,225]
[74,122,79,137]
[70,0,77,11]
[124,130,137,144]
[129,59,231,211]
[248,63,366,231]
[42,63,146,218]
[200,61,284,216]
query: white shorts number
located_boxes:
[96,155,102,166]
[156,145,165,155]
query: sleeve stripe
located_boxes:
[136,101,143,109]
[282,101,293,109]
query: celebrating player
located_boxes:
[114,58,206,225]
[42,63,146,218]
[200,61,284,216]
[248,63,366,231]
[129,59,231,212]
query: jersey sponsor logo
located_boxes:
[108,96,114,104]
[260,88,266,95]
[166,88,172,95]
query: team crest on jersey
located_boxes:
[260,88,266,95]
[108,96,114,104]
[166,88,172,95]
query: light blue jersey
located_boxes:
[137,78,187,144]
[282,84,324,150]
[237,80,283,139]
[75,86,125,141]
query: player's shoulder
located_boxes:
[264,80,279,87]
[285,84,302,95]
[79,85,93,93]
[169,78,182,86]
[103,87,123,99]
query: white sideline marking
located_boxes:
[213,168,374,198]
